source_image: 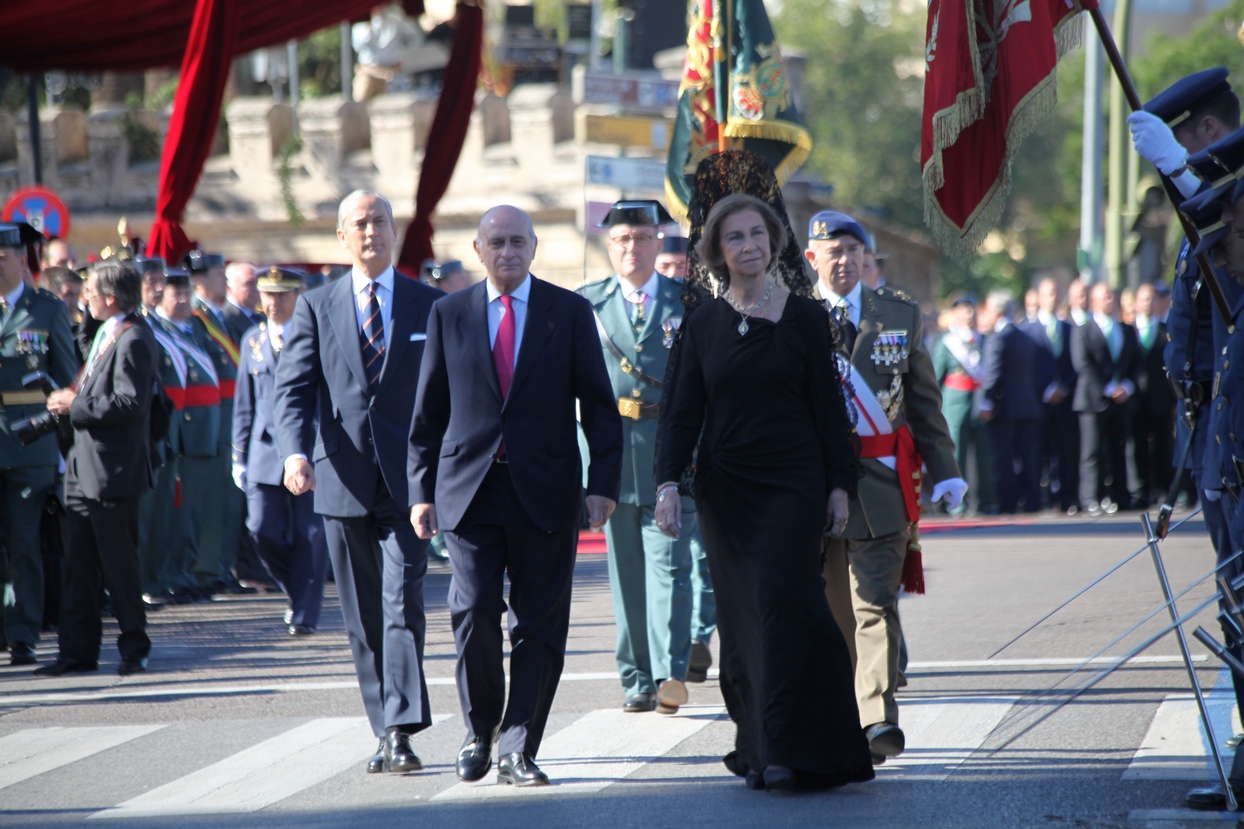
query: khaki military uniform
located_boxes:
[818,283,959,727]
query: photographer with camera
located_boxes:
[0,224,76,668]
[37,260,158,676]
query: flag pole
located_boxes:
[712,0,730,153]
[1086,5,1232,326]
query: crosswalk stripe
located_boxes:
[89,718,374,819]
[0,725,166,791]
[876,697,1017,781]
[1123,669,1241,781]
[433,704,728,801]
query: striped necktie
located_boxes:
[360,282,385,391]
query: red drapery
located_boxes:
[397,1,484,273]
[147,0,239,263]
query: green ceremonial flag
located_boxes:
[665,0,812,222]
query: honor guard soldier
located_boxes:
[804,211,966,765]
[0,224,78,666]
[645,232,717,682]
[185,250,245,596]
[932,294,993,516]
[578,200,701,714]
[233,267,327,634]
[147,267,222,603]
[1171,128,1244,812]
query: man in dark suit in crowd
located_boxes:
[1073,282,1141,515]
[1021,277,1080,513]
[409,205,622,787]
[979,290,1043,513]
[223,262,264,344]
[1130,282,1174,508]
[233,267,327,635]
[37,260,157,676]
[276,190,443,774]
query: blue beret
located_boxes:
[808,210,868,244]
[1143,68,1232,129]
[1179,187,1230,257]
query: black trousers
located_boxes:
[1041,405,1080,510]
[1131,404,1175,507]
[247,482,328,627]
[444,463,578,758]
[59,491,150,665]
[322,477,430,739]
[0,465,57,646]
[1079,405,1130,508]
[988,418,1042,514]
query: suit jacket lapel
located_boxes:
[328,276,368,391]
[377,277,413,389]
[507,277,554,405]
[463,281,503,403]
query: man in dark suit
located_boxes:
[37,260,157,676]
[1130,282,1175,508]
[1020,277,1080,513]
[1073,282,1141,515]
[233,268,326,635]
[223,262,265,344]
[409,205,622,787]
[275,190,443,774]
[979,290,1044,514]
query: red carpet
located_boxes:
[577,532,608,555]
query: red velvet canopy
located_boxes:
[0,0,481,268]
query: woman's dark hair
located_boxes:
[91,260,142,312]
[694,194,787,288]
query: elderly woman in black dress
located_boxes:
[654,194,873,792]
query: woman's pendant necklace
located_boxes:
[725,279,774,336]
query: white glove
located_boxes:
[231,463,247,490]
[1204,488,1222,502]
[932,477,969,511]
[1127,111,1188,175]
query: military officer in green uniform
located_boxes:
[147,268,221,603]
[931,294,994,516]
[0,224,77,666]
[805,211,965,765]
[185,250,245,595]
[578,200,699,715]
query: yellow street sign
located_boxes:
[576,112,671,151]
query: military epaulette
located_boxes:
[575,276,613,294]
[34,286,58,301]
[874,286,918,307]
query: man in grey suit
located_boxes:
[276,191,443,774]
[38,260,157,676]
[578,200,699,715]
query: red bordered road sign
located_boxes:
[3,187,71,239]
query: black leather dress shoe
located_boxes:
[457,733,493,781]
[1186,784,1231,810]
[623,693,656,713]
[763,766,796,793]
[33,659,98,677]
[367,738,385,773]
[288,624,316,636]
[745,770,764,790]
[688,640,713,683]
[118,657,147,676]
[382,731,422,773]
[10,642,37,666]
[865,722,905,759]
[497,752,549,787]
[142,594,166,611]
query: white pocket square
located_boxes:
[409,333,427,341]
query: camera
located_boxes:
[11,371,61,447]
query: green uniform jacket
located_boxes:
[0,285,78,468]
[931,331,982,428]
[147,313,220,459]
[578,274,683,507]
[192,296,239,435]
[823,284,960,539]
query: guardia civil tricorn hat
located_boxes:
[598,200,675,228]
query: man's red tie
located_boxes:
[493,295,515,458]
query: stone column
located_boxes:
[226,97,294,218]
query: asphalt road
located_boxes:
[1,508,1239,829]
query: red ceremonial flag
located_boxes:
[921,0,1095,260]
